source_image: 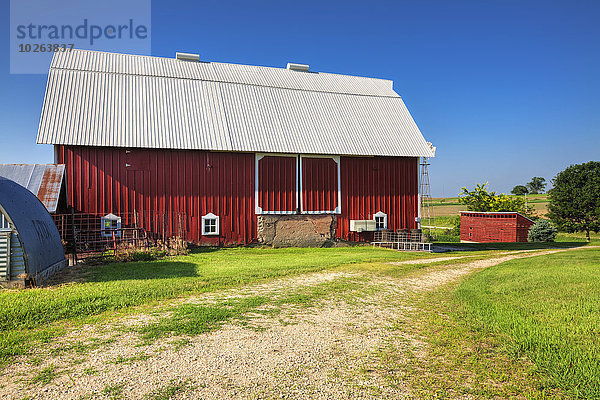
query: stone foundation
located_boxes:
[257,215,336,247]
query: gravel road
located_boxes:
[0,249,568,400]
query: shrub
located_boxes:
[528,220,557,242]
[449,215,461,236]
[459,183,530,216]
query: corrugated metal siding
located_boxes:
[258,156,297,213]
[10,232,25,280]
[57,145,257,245]
[0,164,65,212]
[0,231,10,280]
[38,50,435,158]
[302,157,338,212]
[337,157,418,241]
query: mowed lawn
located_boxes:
[0,246,439,365]
[455,247,600,398]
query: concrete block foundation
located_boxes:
[257,215,336,247]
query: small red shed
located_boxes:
[460,211,534,243]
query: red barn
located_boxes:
[36,50,435,246]
[460,211,534,243]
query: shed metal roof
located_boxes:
[37,49,435,158]
[0,164,65,213]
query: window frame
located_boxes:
[201,213,220,236]
[255,153,342,215]
[373,211,388,231]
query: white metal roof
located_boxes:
[37,49,435,157]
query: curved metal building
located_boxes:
[0,177,67,287]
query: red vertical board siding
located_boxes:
[257,156,296,212]
[59,146,420,245]
[302,157,338,212]
[460,213,534,243]
[57,145,257,245]
[337,156,418,241]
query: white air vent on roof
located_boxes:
[176,52,200,62]
[287,63,309,72]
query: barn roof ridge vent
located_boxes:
[287,63,309,72]
[176,52,200,62]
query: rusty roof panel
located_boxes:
[0,164,65,213]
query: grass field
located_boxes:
[455,248,600,398]
[428,193,550,218]
[406,247,600,398]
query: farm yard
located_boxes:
[1,243,599,399]
[1,0,598,398]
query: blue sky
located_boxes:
[1,0,598,197]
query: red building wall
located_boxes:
[57,146,257,245]
[460,212,534,243]
[57,146,419,245]
[337,156,418,241]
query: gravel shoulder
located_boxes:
[0,248,574,399]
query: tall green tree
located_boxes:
[511,185,529,195]
[526,177,546,194]
[459,183,529,215]
[547,161,600,242]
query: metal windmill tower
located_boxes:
[419,155,436,239]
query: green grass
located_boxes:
[102,383,125,399]
[0,247,436,366]
[30,365,59,385]
[455,248,600,398]
[421,215,457,228]
[135,276,371,341]
[144,379,194,400]
[406,281,560,399]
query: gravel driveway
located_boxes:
[0,249,568,400]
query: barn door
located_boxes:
[126,170,147,229]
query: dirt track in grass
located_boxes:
[0,248,572,400]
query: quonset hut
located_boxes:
[0,177,67,287]
[36,49,435,247]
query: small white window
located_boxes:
[202,213,220,236]
[373,211,387,231]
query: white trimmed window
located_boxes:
[374,211,387,231]
[202,213,220,236]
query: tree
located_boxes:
[528,220,557,242]
[526,177,546,194]
[511,185,529,196]
[459,183,529,215]
[547,161,600,242]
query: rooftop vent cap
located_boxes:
[176,52,200,62]
[287,63,309,72]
